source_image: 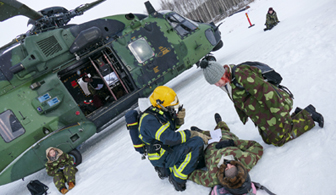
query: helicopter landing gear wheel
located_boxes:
[196,54,217,68]
[205,55,216,62]
[68,149,82,166]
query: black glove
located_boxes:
[215,139,235,149]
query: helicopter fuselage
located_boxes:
[0,9,222,185]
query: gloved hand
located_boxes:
[175,108,186,126]
[215,139,235,149]
[190,130,211,144]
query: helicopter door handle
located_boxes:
[195,41,202,50]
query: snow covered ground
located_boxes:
[1,0,336,194]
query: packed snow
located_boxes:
[1,0,336,194]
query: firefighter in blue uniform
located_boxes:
[128,86,210,191]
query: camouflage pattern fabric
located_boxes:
[188,121,263,187]
[230,65,315,146]
[265,12,279,29]
[46,152,77,192]
[53,165,77,191]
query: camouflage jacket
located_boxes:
[229,65,293,129]
[265,12,279,25]
[188,122,263,187]
[45,148,74,177]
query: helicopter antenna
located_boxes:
[145,1,157,16]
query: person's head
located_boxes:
[268,7,274,14]
[202,60,231,87]
[217,160,252,194]
[149,86,179,111]
[46,147,63,162]
[48,149,56,158]
[83,76,92,83]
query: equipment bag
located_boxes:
[231,61,293,99]
[209,182,276,195]
[27,180,49,195]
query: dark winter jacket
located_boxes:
[265,11,279,28]
[138,107,191,167]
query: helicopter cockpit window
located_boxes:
[167,13,199,37]
[128,38,155,63]
[0,110,25,143]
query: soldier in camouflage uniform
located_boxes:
[264,7,279,31]
[45,147,78,194]
[201,61,324,147]
[188,113,263,189]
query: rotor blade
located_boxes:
[75,0,106,13]
[0,0,43,22]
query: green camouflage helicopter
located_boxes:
[0,0,223,185]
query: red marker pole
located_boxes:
[245,13,255,28]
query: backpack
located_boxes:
[209,182,276,195]
[231,61,293,99]
[27,180,49,195]
[125,107,174,159]
[125,109,146,157]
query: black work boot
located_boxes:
[190,126,204,133]
[214,113,222,124]
[293,107,302,115]
[154,166,170,179]
[169,175,186,191]
[304,104,324,128]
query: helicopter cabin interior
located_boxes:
[58,47,134,116]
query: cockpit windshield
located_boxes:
[167,13,199,37]
[0,110,25,143]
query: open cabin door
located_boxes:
[59,48,135,116]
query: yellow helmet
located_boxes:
[149,86,179,109]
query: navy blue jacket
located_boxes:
[139,108,191,167]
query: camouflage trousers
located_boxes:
[258,108,315,146]
[53,165,78,191]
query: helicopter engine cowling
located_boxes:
[69,26,103,54]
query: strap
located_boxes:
[231,65,245,90]
[144,107,168,124]
[148,139,173,153]
[278,85,294,99]
[253,182,276,195]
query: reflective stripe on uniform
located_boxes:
[179,131,186,143]
[148,148,166,160]
[138,113,150,145]
[134,143,145,148]
[155,122,170,141]
[172,152,192,180]
[139,113,149,132]
[127,122,138,127]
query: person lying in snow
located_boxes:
[188,113,263,194]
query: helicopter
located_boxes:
[0,0,223,185]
